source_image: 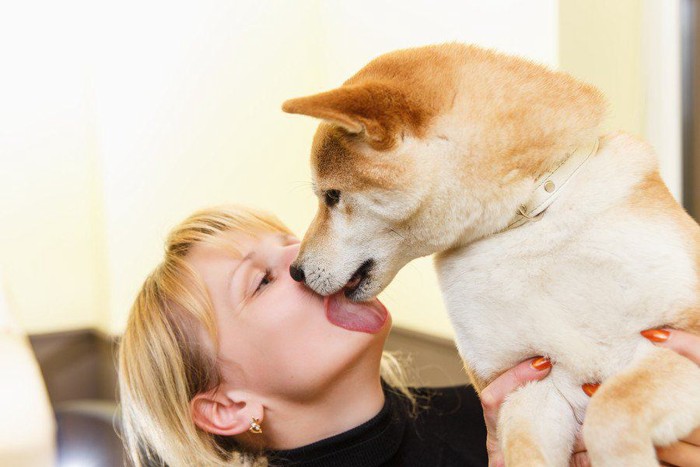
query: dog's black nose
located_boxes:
[289,264,305,282]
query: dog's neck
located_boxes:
[499,137,600,233]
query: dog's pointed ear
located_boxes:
[282,86,366,134]
[282,83,413,150]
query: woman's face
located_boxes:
[186,230,392,403]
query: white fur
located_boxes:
[436,134,695,382]
[434,133,699,464]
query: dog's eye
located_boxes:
[324,190,341,207]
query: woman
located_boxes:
[118,205,700,466]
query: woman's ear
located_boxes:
[190,389,264,436]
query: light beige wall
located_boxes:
[560,0,645,136]
[316,0,558,87]
[0,2,108,333]
[559,0,682,200]
[642,0,682,200]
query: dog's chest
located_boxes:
[434,217,697,384]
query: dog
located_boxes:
[282,43,700,466]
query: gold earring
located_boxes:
[249,417,263,434]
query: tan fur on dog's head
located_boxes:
[283,43,607,300]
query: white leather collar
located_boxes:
[502,137,600,232]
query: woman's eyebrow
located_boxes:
[280,233,299,245]
[232,252,254,275]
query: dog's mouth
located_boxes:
[343,259,374,300]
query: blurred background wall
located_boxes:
[0,0,682,338]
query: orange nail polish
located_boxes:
[641,329,670,343]
[582,383,600,397]
[531,357,552,371]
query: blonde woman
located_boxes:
[118,205,700,466]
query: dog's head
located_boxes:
[283,44,606,301]
[282,86,452,301]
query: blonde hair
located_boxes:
[118,205,414,467]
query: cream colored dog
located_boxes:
[282,43,700,466]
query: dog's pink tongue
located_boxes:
[324,293,388,334]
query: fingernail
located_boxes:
[530,357,552,371]
[582,383,600,397]
[641,329,670,343]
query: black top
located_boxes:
[266,385,488,467]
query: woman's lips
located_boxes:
[324,292,389,334]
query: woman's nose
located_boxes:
[282,242,305,282]
[280,242,302,278]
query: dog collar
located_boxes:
[503,137,600,231]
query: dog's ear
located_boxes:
[282,83,416,150]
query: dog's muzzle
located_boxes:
[289,259,375,299]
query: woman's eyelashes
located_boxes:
[254,269,273,294]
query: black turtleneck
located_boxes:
[265,385,488,467]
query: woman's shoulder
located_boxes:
[412,385,482,415]
[410,385,486,439]
[386,385,488,466]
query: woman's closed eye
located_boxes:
[254,269,273,294]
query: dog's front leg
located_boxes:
[498,378,578,466]
[584,346,700,467]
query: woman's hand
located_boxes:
[576,328,700,466]
[480,356,552,467]
[483,329,699,467]
[641,328,700,466]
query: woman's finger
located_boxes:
[569,431,590,467]
[569,451,591,467]
[481,357,552,467]
[681,426,700,447]
[642,328,700,465]
[571,430,587,453]
[657,440,700,466]
[641,328,700,365]
[480,357,552,432]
